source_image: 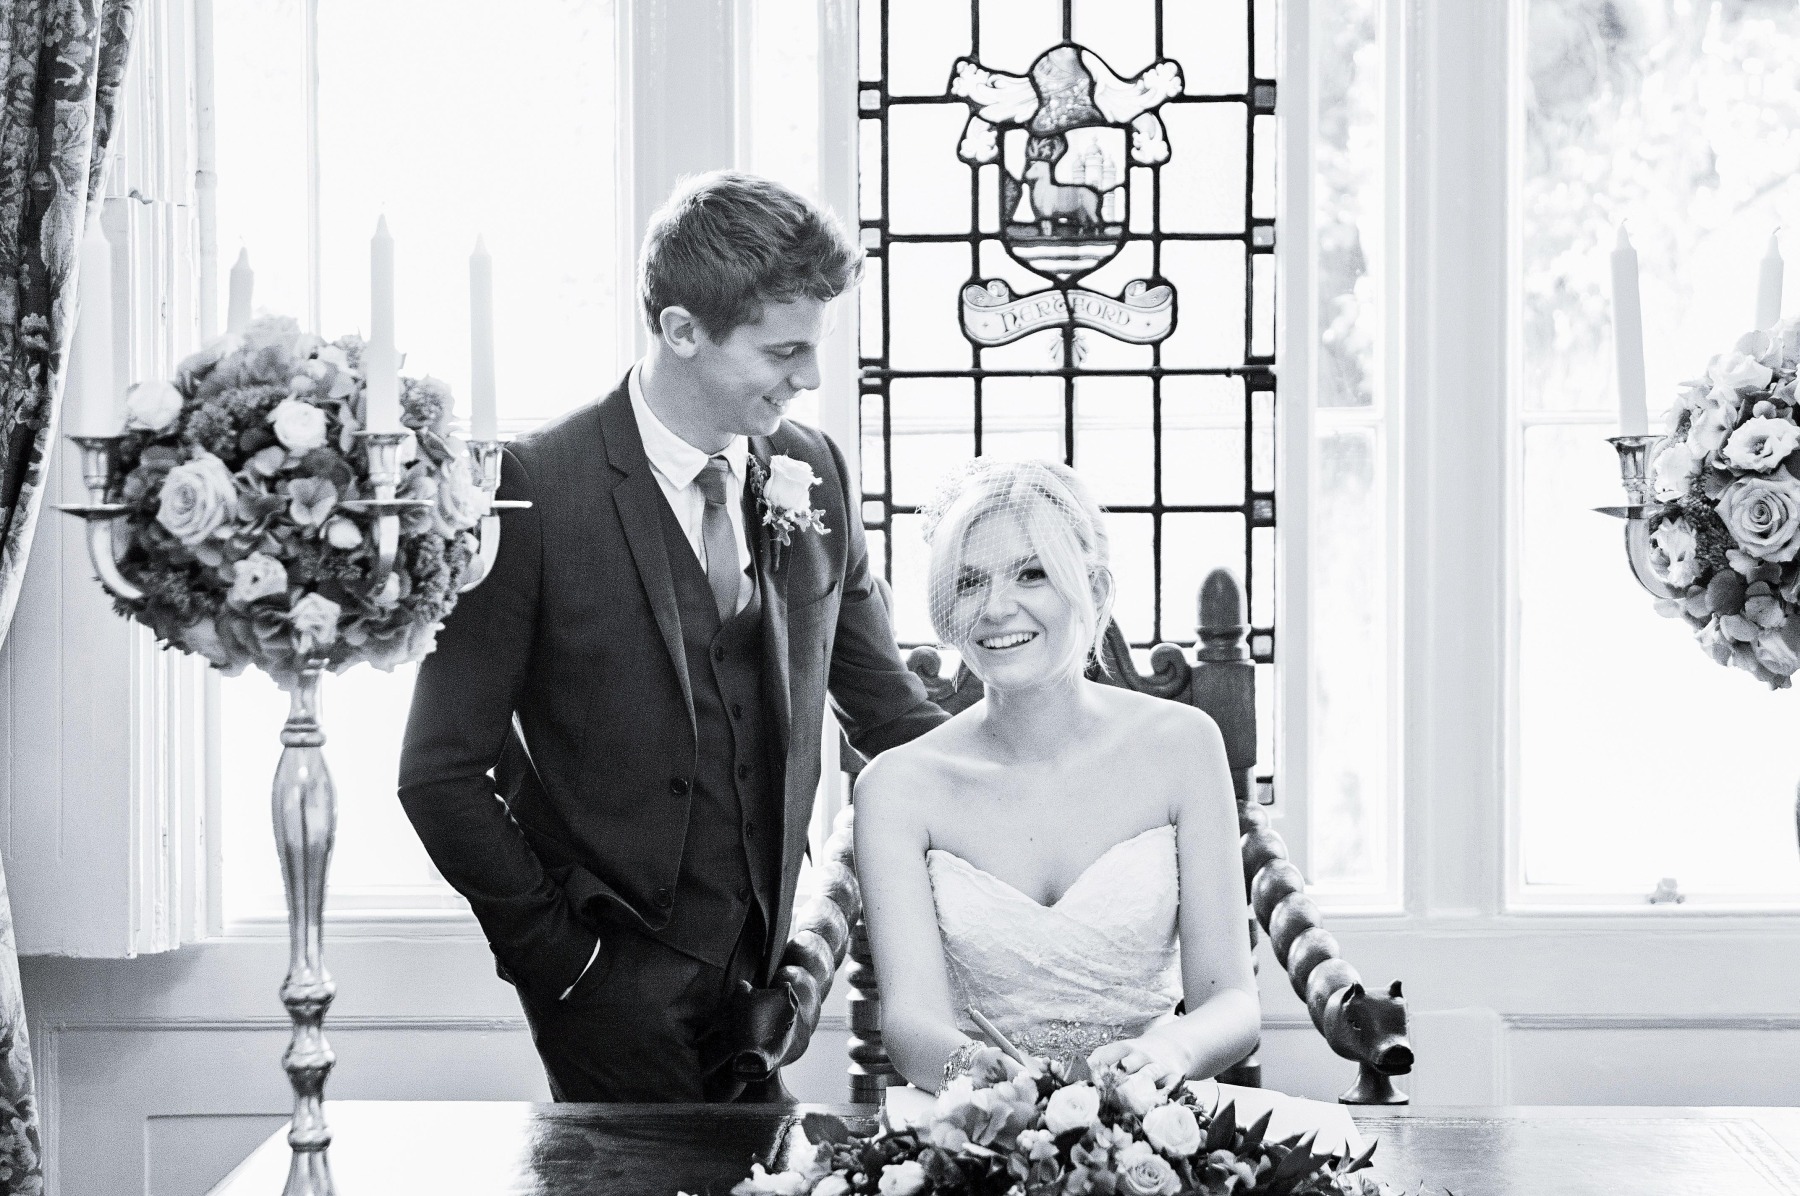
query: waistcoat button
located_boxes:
[712,644,725,662]
[669,777,689,795]
[730,703,743,720]
[736,763,751,781]
[653,887,673,909]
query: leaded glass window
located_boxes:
[856,0,1279,784]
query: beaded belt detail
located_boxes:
[1007,1020,1127,1066]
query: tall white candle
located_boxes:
[1757,228,1784,330]
[469,236,498,441]
[366,216,400,433]
[69,214,119,437]
[226,248,253,334]
[1611,224,1649,437]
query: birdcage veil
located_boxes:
[921,458,1113,674]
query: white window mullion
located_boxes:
[1276,0,1314,884]
[1400,0,1509,921]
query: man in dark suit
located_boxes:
[398,172,945,1102]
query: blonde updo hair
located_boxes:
[922,459,1113,676]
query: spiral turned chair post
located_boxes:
[839,781,901,1104]
[1191,570,1264,1089]
[1194,568,1411,1104]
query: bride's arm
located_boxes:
[1091,708,1261,1083]
[854,755,979,1092]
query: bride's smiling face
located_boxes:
[947,513,1087,690]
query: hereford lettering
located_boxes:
[960,278,1176,346]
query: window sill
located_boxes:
[1328,908,1800,936]
[219,908,485,940]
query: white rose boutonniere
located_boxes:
[750,453,829,569]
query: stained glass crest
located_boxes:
[951,46,1181,345]
[858,0,1279,796]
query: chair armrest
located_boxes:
[1241,801,1414,1099]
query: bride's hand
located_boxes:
[966,1044,1042,1084]
[1087,1031,1192,1087]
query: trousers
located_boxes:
[513,906,787,1103]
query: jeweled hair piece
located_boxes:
[922,459,1113,674]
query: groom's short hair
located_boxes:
[639,171,861,339]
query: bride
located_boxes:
[854,460,1260,1093]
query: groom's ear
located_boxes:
[657,305,706,358]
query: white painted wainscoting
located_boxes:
[23,920,1800,1195]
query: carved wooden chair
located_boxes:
[835,568,1414,1106]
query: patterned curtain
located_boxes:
[0,1,137,1190]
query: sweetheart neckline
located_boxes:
[926,824,1174,911]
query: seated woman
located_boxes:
[854,460,1260,1092]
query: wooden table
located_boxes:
[209,1102,1800,1195]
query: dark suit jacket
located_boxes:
[398,378,945,1000]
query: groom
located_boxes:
[398,172,945,1102]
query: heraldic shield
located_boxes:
[950,43,1182,348]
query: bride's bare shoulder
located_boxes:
[1092,683,1226,755]
[853,709,980,815]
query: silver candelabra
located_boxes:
[60,431,526,1196]
[1599,434,1683,601]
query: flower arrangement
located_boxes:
[1647,323,1800,688]
[105,316,486,689]
[723,1051,1393,1196]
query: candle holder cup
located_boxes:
[1597,434,1683,602]
[57,435,142,603]
[461,438,531,591]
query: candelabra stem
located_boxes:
[273,660,337,1196]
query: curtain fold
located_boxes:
[0,1,138,1190]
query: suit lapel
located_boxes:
[747,436,792,760]
[600,388,695,730]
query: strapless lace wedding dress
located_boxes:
[926,824,1182,1069]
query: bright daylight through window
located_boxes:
[1307,0,1394,899]
[1516,0,1800,904]
[211,0,618,919]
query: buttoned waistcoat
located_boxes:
[398,377,946,999]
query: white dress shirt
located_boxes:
[560,366,757,999]
[627,364,755,614]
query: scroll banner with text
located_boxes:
[960,278,1176,346]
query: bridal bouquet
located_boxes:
[726,1051,1389,1196]
[1646,322,1800,688]
[104,316,484,689]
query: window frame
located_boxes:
[1499,0,1800,914]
